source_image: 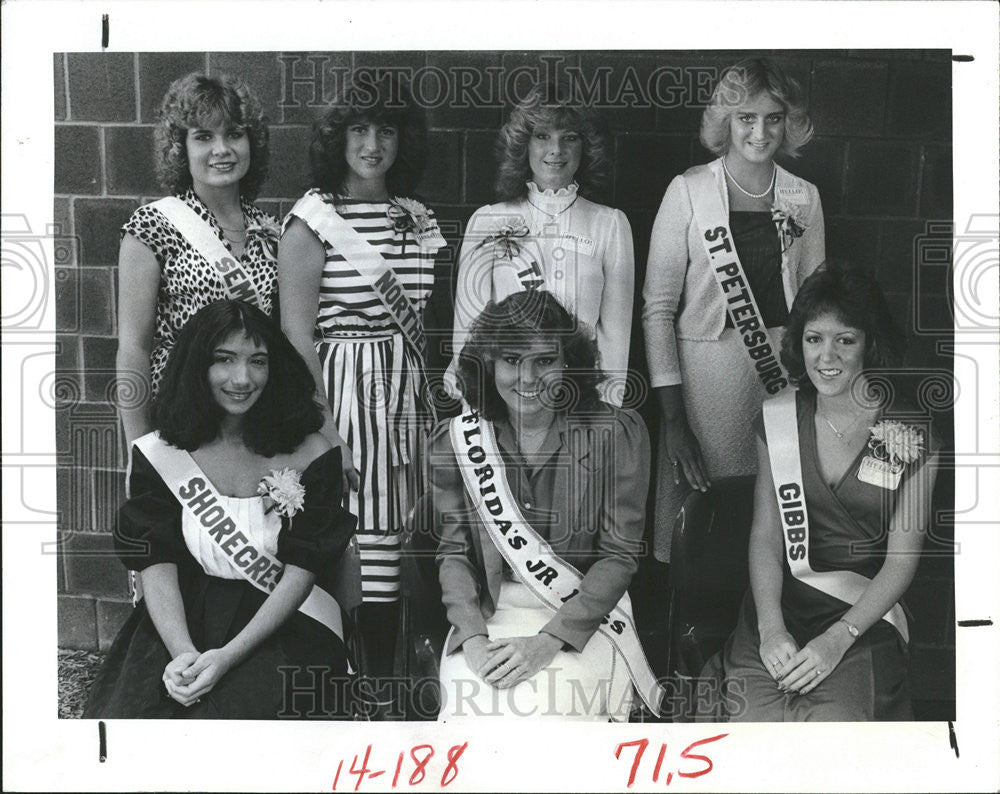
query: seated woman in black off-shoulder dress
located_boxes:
[85,300,356,719]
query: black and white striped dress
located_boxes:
[287,190,439,603]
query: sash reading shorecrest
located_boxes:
[134,432,345,640]
[762,390,908,640]
[449,409,665,716]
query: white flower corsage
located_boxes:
[867,420,925,468]
[771,200,808,253]
[257,467,306,519]
[387,197,434,235]
[246,216,282,260]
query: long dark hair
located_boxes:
[457,290,605,421]
[153,301,323,455]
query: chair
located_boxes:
[398,491,450,719]
[664,475,755,719]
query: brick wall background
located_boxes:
[53,49,955,713]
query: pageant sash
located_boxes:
[687,168,789,395]
[294,192,427,358]
[134,433,345,640]
[762,390,908,641]
[151,197,264,307]
[449,409,665,716]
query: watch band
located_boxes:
[838,618,860,639]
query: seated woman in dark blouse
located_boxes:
[85,300,356,719]
[431,290,661,721]
[720,264,938,721]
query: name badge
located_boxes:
[776,186,809,205]
[559,233,596,257]
[857,456,903,490]
[416,227,446,249]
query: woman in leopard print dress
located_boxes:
[116,72,291,448]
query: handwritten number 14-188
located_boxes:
[333,743,469,790]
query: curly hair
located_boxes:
[781,262,906,393]
[309,70,427,196]
[154,72,269,200]
[700,58,813,159]
[494,81,611,202]
[457,290,606,421]
[152,300,323,456]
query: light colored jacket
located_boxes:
[642,157,825,388]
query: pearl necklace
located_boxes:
[722,156,776,200]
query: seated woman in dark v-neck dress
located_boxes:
[719,264,938,721]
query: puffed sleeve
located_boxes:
[596,208,635,404]
[541,408,651,651]
[445,205,495,398]
[642,175,693,388]
[430,419,490,652]
[276,448,357,576]
[114,446,186,570]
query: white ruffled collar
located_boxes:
[526,180,579,213]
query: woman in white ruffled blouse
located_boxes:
[447,81,635,406]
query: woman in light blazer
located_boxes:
[642,58,825,560]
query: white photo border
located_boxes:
[2,1,998,791]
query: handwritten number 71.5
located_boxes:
[615,734,729,787]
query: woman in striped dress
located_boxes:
[278,74,443,714]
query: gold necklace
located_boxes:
[526,194,579,219]
[817,405,875,443]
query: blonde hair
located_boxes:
[700,58,813,159]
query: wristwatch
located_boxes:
[838,618,860,639]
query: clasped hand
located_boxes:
[463,633,562,689]
[162,648,234,707]
[760,626,850,696]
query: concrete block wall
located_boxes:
[53,49,954,709]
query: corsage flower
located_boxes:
[868,420,925,468]
[476,222,530,261]
[246,216,282,260]
[387,197,434,235]
[257,467,306,519]
[771,200,808,253]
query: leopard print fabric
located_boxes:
[121,189,279,394]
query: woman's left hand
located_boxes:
[480,634,562,689]
[163,648,235,707]
[778,628,851,695]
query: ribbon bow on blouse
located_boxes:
[476,223,530,260]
